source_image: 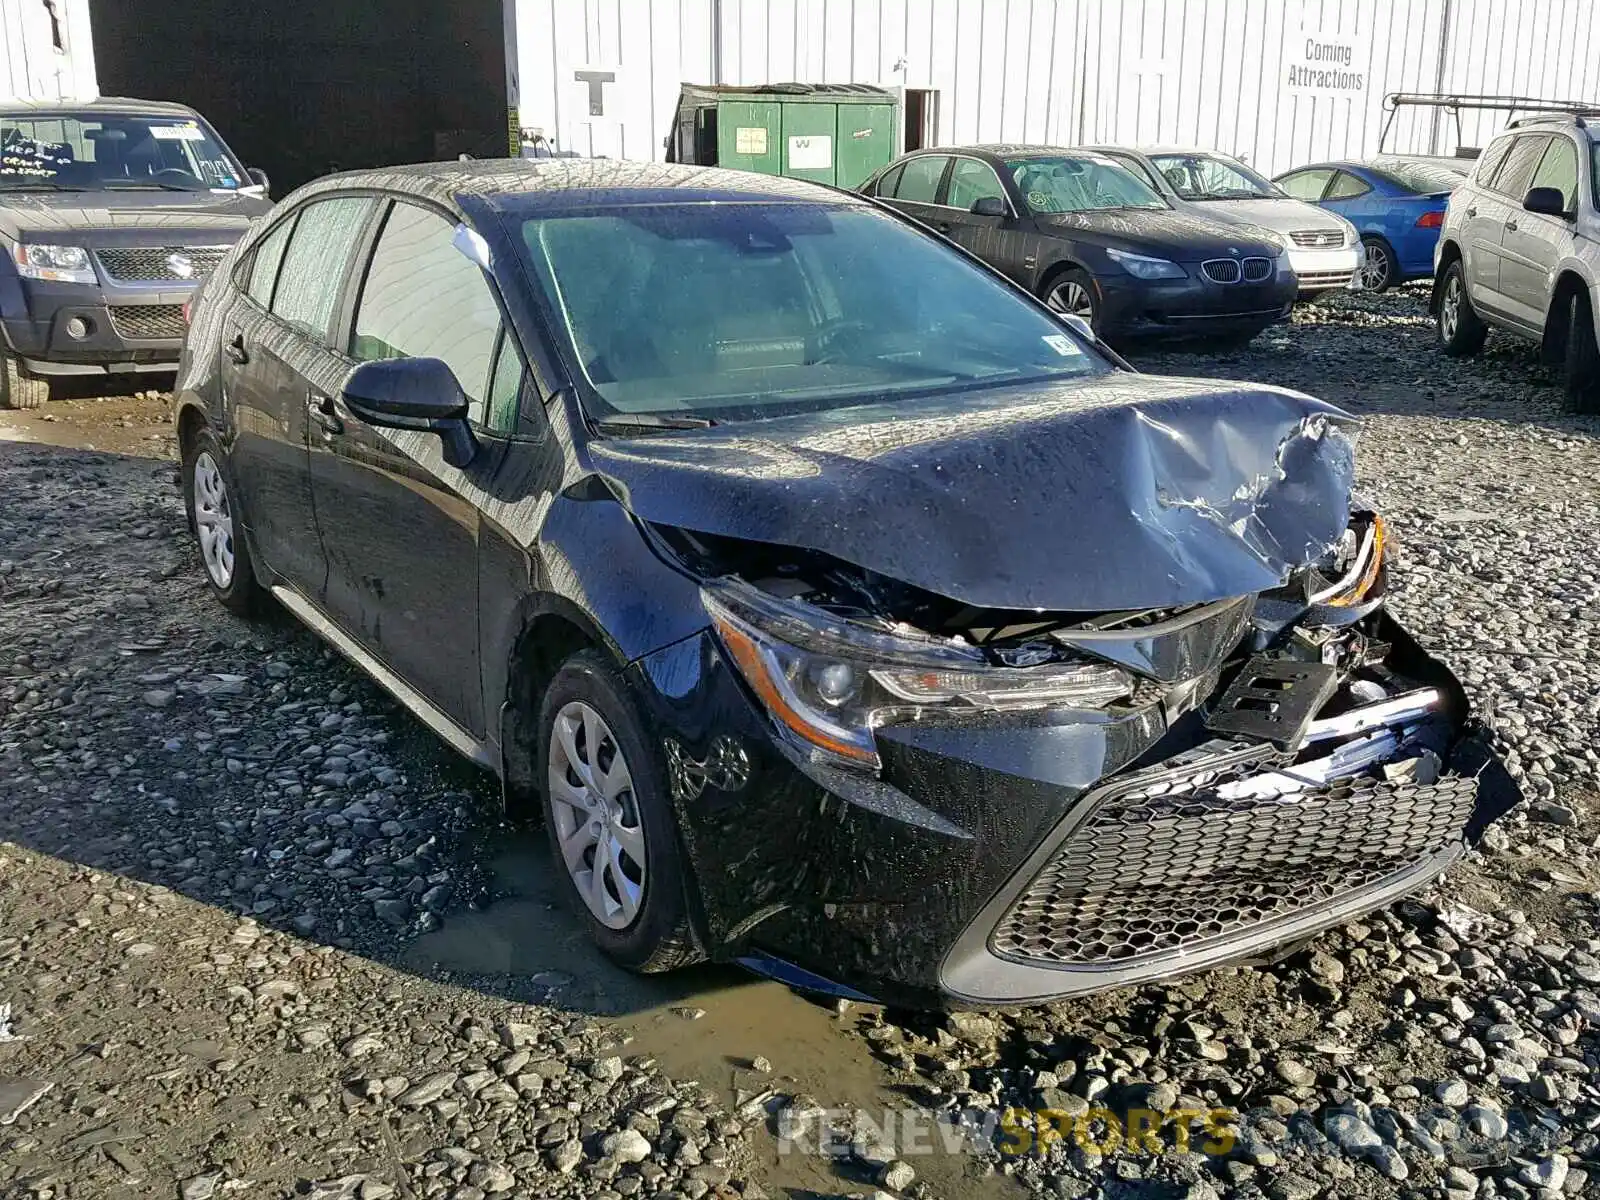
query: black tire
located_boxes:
[181,424,265,616]
[1564,291,1600,415]
[1359,237,1396,293]
[1041,266,1099,331]
[538,649,703,974]
[1436,261,1488,357]
[0,353,48,410]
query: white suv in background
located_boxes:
[1432,114,1600,413]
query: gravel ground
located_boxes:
[2,288,1598,1200]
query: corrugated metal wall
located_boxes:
[0,0,96,101]
[513,0,1600,176]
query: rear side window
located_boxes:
[1490,135,1550,200]
[1529,137,1579,212]
[271,197,374,340]
[1326,171,1370,200]
[895,156,949,204]
[245,218,294,308]
[1277,169,1332,200]
[352,201,504,428]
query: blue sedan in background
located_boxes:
[1273,159,1466,292]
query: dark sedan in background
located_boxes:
[0,97,271,409]
[1275,159,1465,291]
[171,159,1515,1009]
[861,146,1296,345]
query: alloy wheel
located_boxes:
[192,451,236,589]
[548,700,646,930]
[1359,243,1392,291]
[1047,280,1095,321]
[1441,276,1462,340]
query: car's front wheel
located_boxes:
[0,353,48,410]
[1043,267,1098,330]
[539,650,703,974]
[1563,290,1600,415]
[1436,261,1488,356]
[182,425,265,615]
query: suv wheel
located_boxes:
[0,354,49,410]
[182,425,265,615]
[539,650,704,974]
[1563,290,1600,414]
[1437,261,1488,356]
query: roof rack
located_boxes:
[1379,93,1600,155]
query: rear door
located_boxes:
[876,153,954,232]
[1466,134,1548,318]
[309,198,515,736]
[220,197,374,596]
[1500,134,1580,328]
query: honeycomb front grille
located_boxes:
[992,761,1477,967]
[109,304,186,341]
[96,246,228,283]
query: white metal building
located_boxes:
[0,0,95,101]
[510,0,1600,176]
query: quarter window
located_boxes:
[352,201,504,427]
[1490,135,1550,200]
[245,217,294,308]
[1529,137,1579,213]
[946,158,1007,211]
[894,156,949,204]
[271,197,373,340]
[1325,171,1371,200]
[873,163,904,198]
[1277,169,1333,201]
[1473,136,1514,186]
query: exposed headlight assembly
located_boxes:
[1105,247,1187,280]
[13,243,95,284]
[1310,512,1388,608]
[704,581,1135,770]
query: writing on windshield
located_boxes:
[0,114,243,192]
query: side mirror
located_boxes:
[1522,186,1568,218]
[971,195,1008,218]
[246,167,271,197]
[1058,312,1095,342]
[342,357,477,468]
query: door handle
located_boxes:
[225,333,249,366]
[1465,207,1477,219]
[308,392,344,437]
[1504,219,1519,232]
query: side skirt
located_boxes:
[270,584,499,772]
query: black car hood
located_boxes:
[0,188,270,240]
[587,375,1359,613]
[1036,208,1280,262]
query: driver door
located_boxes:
[940,156,1030,285]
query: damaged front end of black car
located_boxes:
[597,386,1520,1010]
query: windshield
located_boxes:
[1150,153,1279,201]
[1006,156,1167,214]
[1373,160,1467,195]
[0,112,247,192]
[517,203,1106,423]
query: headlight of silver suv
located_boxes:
[13,243,96,285]
[704,580,1135,770]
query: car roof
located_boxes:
[902,144,1126,164]
[0,95,200,118]
[290,158,877,215]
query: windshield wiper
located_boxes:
[593,413,718,435]
[0,181,88,192]
[103,180,204,192]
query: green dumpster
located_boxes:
[665,83,899,190]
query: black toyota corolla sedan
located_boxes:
[173,160,1516,1009]
[860,145,1297,345]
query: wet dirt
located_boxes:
[0,381,177,458]
[404,835,1026,1200]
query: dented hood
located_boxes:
[587,375,1359,612]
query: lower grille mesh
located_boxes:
[109,304,186,341]
[992,758,1476,967]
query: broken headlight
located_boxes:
[1309,511,1387,608]
[703,580,1135,770]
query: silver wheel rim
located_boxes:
[548,700,645,930]
[1442,276,1462,339]
[193,451,236,589]
[1047,280,1095,320]
[1360,244,1390,290]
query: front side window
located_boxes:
[0,111,247,192]
[946,158,1007,210]
[1150,153,1278,201]
[1008,157,1166,214]
[352,202,504,426]
[1528,137,1579,212]
[516,202,1107,423]
[1276,169,1333,201]
[272,197,374,341]
[1490,135,1550,200]
[894,156,948,203]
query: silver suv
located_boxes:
[1432,113,1600,413]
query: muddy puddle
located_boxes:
[403,834,1024,1199]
